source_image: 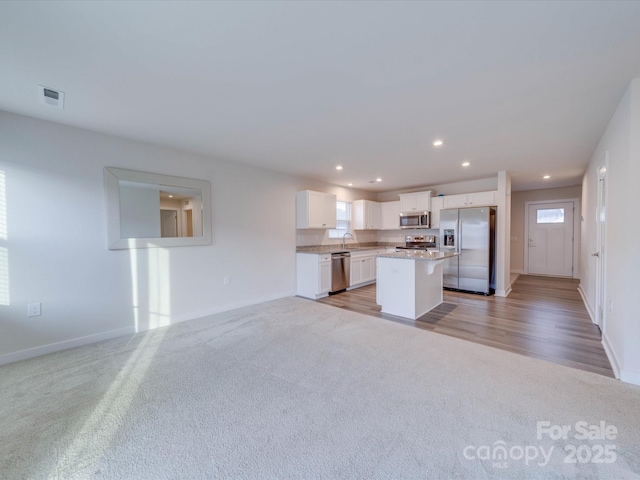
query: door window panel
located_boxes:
[537,208,565,224]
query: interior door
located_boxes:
[160,209,178,238]
[527,202,574,276]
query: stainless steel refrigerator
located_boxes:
[440,207,496,295]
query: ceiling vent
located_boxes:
[37,85,65,109]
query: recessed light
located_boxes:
[543,175,550,179]
[432,140,444,147]
[376,178,382,182]
[168,195,174,198]
[462,161,470,167]
[336,165,343,171]
[348,183,353,186]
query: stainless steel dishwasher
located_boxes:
[330,252,350,294]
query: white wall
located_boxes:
[0,110,361,363]
[580,78,640,385]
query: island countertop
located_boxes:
[376,250,459,261]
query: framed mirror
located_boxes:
[104,167,212,249]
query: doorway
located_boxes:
[185,209,194,237]
[160,209,178,238]
[525,200,578,277]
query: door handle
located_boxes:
[591,252,600,257]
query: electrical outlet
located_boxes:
[223,276,231,286]
[28,302,41,317]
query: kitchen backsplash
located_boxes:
[296,228,440,247]
[296,230,378,247]
[377,229,440,246]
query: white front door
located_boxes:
[527,202,574,276]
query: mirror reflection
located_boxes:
[118,181,203,239]
[104,167,212,250]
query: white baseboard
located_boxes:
[495,284,512,298]
[0,326,135,366]
[601,333,621,380]
[169,291,295,323]
[602,332,640,386]
[0,291,295,367]
[620,370,640,386]
[577,284,595,324]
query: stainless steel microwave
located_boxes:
[399,211,430,229]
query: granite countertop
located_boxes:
[377,250,458,261]
[296,243,402,254]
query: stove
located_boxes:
[396,235,438,251]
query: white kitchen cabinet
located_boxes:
[380,201,401,230]
[350,251,375,287]
[320,259,331,294]
[353,200,381,230]
[296,253,332,299]
[370,249,386,279]
[430,196,444,229]
[442,190,497,209]
[399,191,431,212]
[296,190,337,229]
[443,194,467,209]
[467,190,497,207]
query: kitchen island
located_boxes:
[376,250,459,320]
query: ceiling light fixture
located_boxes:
[432,140,444,147]
[376,178,382,182]
[348,183,353,186]
[336,165,343,170]
[543,175,551,179]
[462,161,470,167]
[168,195,174,198]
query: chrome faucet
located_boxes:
[342,232,354,250]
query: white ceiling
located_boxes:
[2,1,640,192]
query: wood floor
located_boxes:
[317,275,614,377]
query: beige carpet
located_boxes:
[1,297,639,479]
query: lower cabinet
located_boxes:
[296,253,332,299]
[350,249,386,288]
[297,248,391,298]
[350,253,374,287]
[320,258,331,294]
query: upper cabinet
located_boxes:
[353,200,381,230]
[296,190,337,229]
[443,190,497,209]
[380,201,401,230]
[399,191,431,212]
[429,196,444,229]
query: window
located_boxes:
[328,201,352,238]
[537,208,565,224]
